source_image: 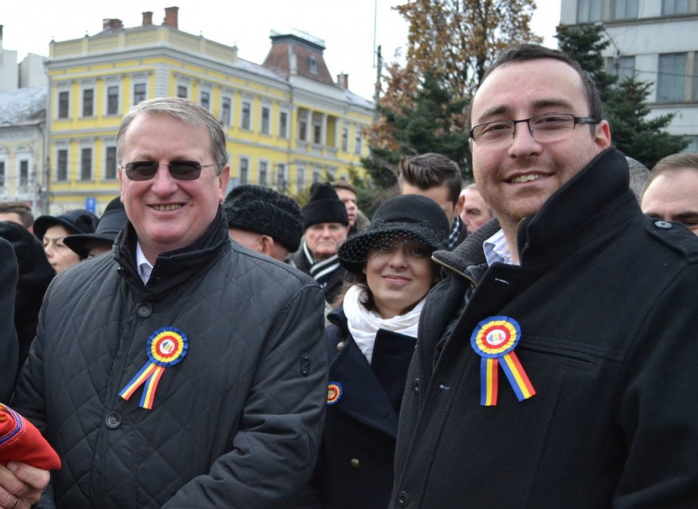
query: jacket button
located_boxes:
[136,302,152,318]
[655,220,672,229]
[336,341,345,351]
[105,412,122,429]
[412,378,419,395]
[396,491,410,507]
[350,458,361,470]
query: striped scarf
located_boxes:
[303,241,341,290]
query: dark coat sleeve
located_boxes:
[613,262,698,508]
[0,237,18,402]
[163,284,329,508]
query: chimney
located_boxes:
[103,19,123,31]
[337,73,349,90]
[164,6,179,29]
[142,11,153,26]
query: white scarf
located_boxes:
[343,285,425,364]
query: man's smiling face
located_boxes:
[119,113,229,262]
[470,58,611,230]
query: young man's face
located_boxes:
[400,182,458,228]
[469,58,611,231]
[641,169,698,236]
[335,189,358,227]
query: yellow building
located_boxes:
[46,7,373,214]
[0,87,47,214]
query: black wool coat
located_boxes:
[301,305,415,509]
[391,148,698,508]
[12,210,328,509]
[292,250,347,305]
[0,237,18,401]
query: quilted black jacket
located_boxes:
[12,210,329,508]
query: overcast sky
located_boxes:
[2,0,561,100]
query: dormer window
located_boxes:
[309,56,318,74]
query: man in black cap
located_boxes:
[292,183,350,304]
[64,197,128,259]
[223,185,303,262]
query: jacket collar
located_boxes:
[113,207,231,298]
[434,147,639,273]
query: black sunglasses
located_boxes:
[121,161,220,181]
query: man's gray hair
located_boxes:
[626,157,649,203]
[116,97,228,173]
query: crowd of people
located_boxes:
[1,43,698,509]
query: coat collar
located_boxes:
[113,207,232,298]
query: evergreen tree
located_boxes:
[606,76,689,170]
[555,24,616,102]
[556,23,689,169]
[362,70,470,188]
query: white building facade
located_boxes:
[560,0,698,152]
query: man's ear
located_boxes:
[259,235,275,257]
[455,194,465,216]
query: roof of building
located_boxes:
[0,86,47,126]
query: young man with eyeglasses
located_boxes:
[8,98,328,509]
[391,45,698,508]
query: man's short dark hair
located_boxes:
[641,153,698,199]
[466,44,604,133]
[0,201,34,228]
[330,181,357,196]
[398,153,462,205]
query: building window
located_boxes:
[19,160,29,189]
[314,124,322,144]
[355,132,363,155]
[80,148,93,181]
[682,136,698,153]
[57,149,68,181]
[200,91,210,111]
[259,161,268,186]
[312,167,322,184]
[221,97,232,126]
[611,0,638,20]
[242,101,251,130]
[296,166,306,191]
[58,91,70,119]
[299,121,307,141]
[657,53,687,102]
[693,53,698,101]
[177,85,188,99]
[342,127,349,151]
[309,56,318,74]
[276,163,286,191]
[133,83,146,105]
[261,107,270,134]
[578,0,603,22]
[279,112,288,138]
[240,157,249,184]
[105,146,117,180]
[82,89,94,117]
[107,85,119,115]
[662,0,689,15]
[608,56,635,83]
[0,161,4,189]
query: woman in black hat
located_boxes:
[33,209,98,273]
[302,194,450,509]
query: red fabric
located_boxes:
[0,404,61,470]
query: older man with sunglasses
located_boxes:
[9,98,328,509]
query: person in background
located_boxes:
[641,153,698,236]
[302,195,449,509]
[0,222,55,383]
[224,185,303,262]
[33,209,98,273]
[293,183,350,304]
[0,202,34,234]
[458,183,493,235]
[0,237,18,402]
[331,181,370,236]
[398,153,465,250]
[64,197,128,259]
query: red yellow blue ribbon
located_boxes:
[119,327,188,410]
[470,317,535,406]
